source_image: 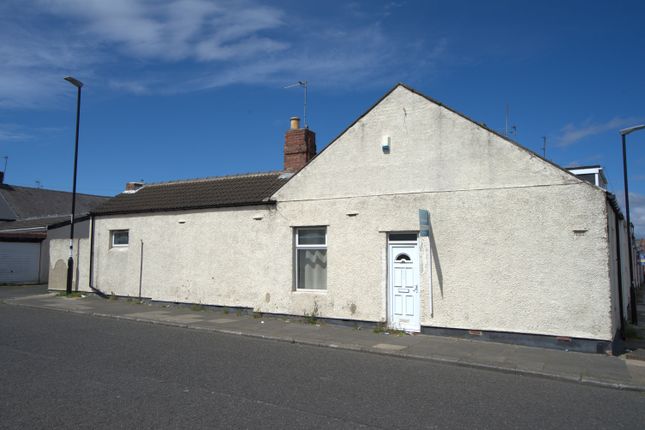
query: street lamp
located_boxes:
[64,76,83,295]
[620,124,645,324]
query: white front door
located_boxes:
[388,242,420,332]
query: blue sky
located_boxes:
[1,0,644,234]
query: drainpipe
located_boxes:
[88,215,107,298]
[138,240,144,300]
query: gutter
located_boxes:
[90,200,277,217]
[0,226,47,233]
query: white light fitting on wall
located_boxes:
[382,135,391,152]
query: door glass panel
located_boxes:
[395,253,411,263]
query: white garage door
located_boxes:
[0,242,41,283]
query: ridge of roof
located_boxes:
[136,170,286,189]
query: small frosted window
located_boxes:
[111,230,129,247]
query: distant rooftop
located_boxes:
[565,166,607,190]
[0,183,109,222]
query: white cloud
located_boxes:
[0,125,32,142]
[108,79,151,95]
[37,0,286,62]
[556,117,642,147]
[0,0,446,107]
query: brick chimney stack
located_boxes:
[284,117,316,172]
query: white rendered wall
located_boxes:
[49,237,89,292]
[273,85,613,340]
[59,85,615,341]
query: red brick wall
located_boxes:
[284,128,316,172]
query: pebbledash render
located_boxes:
[49,84,634,353]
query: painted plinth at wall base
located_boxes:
[420,326,613,354]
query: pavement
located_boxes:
[4,284,645,393]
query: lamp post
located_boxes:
[620,124,645,324]
[64,76,83,295]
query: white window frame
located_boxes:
[294,227,327,291]
[110,229,129,248]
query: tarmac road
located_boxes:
[1,304,644,429]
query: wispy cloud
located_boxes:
[108,79,152,95]
[0,0,446,108]
[0,124,32,142]
[38,0,287,62]
[556,117,642,147]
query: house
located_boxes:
[0,172,108,284]
[565,165,607,189]
[48,83,640,353]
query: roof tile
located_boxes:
[92,172,289,215]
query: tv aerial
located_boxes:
[284,80,308,128]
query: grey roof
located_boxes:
[0,215,71,232]
[0,184,109,221]
[92,172,290,216]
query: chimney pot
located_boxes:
[290,117,300,130]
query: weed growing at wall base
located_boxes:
[57,291,82,298]
[304,301,320,325]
